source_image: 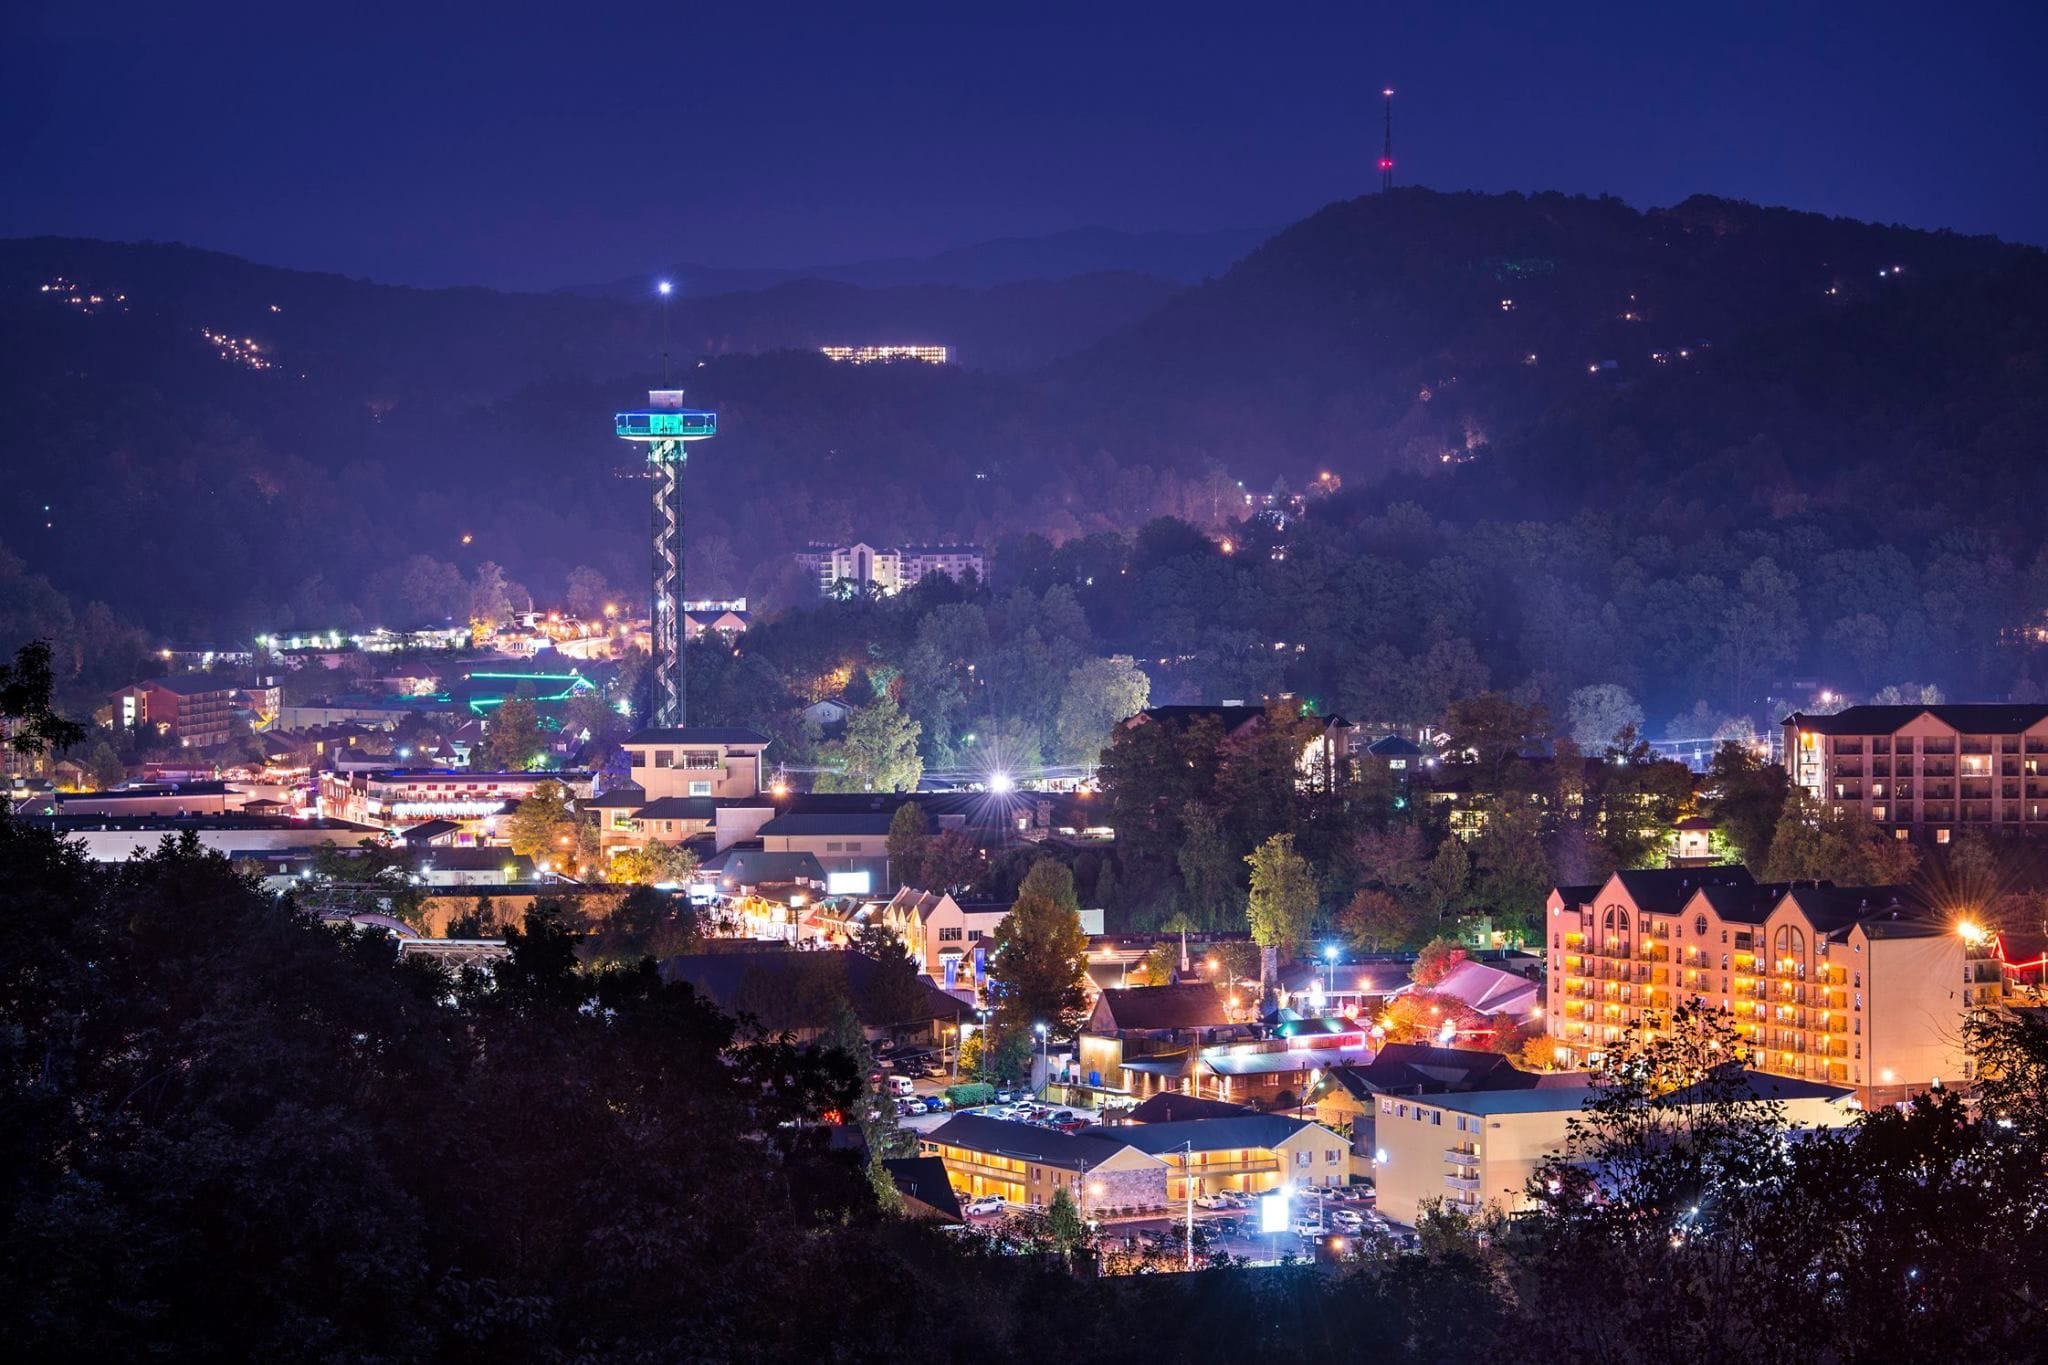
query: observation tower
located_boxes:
[614,390,718,727]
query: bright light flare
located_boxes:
[989,771,1015,794]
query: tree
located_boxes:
[1471,802,1550,936]
[849,924,928,1027]
[1762,789,1920,885]
[1176,802,1240,930]
[919,829,983,891]
[1444,692,1550,782]
[508,779,579,861]
[1246,833,1317,993]
[1418,835,1472,933]
[1340,887,1420,952]
[1052,655,1151,768]
[1704,741,1787,867]
[819,999,910,1211]
[816,692,923,792]
[564,564,615,618]
[1046,1187,1088,1263]
[85,739,125,789]
[582,885,702,964]
[479,695,547,771]
[1411,937,1467,987]
[0,641,84,760]
[886,802,930,887]
[1566,683,1645,750]
[1017,857,1081,916]
[611,840,698,886]
[468,559,517,626]
[987,888,1089,1040]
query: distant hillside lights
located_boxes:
[819,345,949,365]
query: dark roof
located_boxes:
[1325,1043,1543,1099]
[1612,865,1755,917]
[696,849,827,885]
[925,1115,1136,1172]
[635,796,717,821]
[582,786,647,809]
[1779,884,1931,934]
[135,674,242,697]
[660,948,966,1028]
[1365,735,1425,756]
[1135,704,1269,731]
[1091,985,1230,1032]
[413,848,535,873]
[623,726,772,746]
[758,812,898,836]
[1103,1113,1327,1155]
[1552,883,1602,908]
[880,1157,962,1222]
[56,781,230,802]
[1126,1093,1252,1124]
[1696,881,1821,925]
[1785,704,2048,736]
[396,818,462,844]
[1661,1067,1857,1107]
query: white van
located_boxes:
[888,1075,916,1098]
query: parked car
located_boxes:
[1331,1208,1364,1232]
[1051,1117,1089,1134]
[1209,1216,1241,1237]
[1194,1193,1230,1210]
[1293,1219,1323,1239]
[965,1196,1005,1216]
[922,1095,949,1113]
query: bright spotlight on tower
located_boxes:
[657,280,673,296]
[989,771,1015,794]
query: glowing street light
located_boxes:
[989,770,1015,794]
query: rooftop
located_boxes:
[622,726,772,746]
[1612,865,1755,917]
[1092,984,1231,1032]
[757,812,899,836]
[924,1115,1139,1172]
[1785,704,2048,736]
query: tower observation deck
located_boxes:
[614,389,717,728]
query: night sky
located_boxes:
[6,0,2045,290]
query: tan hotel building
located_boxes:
[1546,868,2002,1106]
[1783,702,2048,837]
[1372,1072,1860,1227]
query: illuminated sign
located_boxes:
[1259,1189,1291,1235]
[826,870,873,897]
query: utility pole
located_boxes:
[1184,1140,1197,1271]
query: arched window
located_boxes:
[1694,914,1707,938]
[1774,925,1806,968]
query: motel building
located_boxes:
[1370,1071,1861,1227]
[920,1112,1351,1213]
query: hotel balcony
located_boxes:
[1444,1148,1480,1167]
[1443,1174,1482,1192]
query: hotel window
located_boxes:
[938,927,963,942]
[967,929,983,940]
[826,842,843,852]
[653,750,675,768]
[1326,1149,1340,1163]
[689,782,711,797]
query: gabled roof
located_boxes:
[1102,1113,1336,1155]
[1785,704,2048,737]
[1430,960,1542,1017]
[1091,984,1229,1033]
[1365,734,1425,756]
[1125,1093,1253,1124]
[1695,880,1819,925]
[583,786,647,809]
[622,726,772,746]
[1551,883,1602,908]
[925,1115,1142,1172]
[1611,865,1755,917]
[635,796,717,821]
[880,1157,963,1222]
[1779,884,1930,934]
[696,848,827,886]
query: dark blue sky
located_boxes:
[6,1,2044,290]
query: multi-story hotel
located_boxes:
[318,768,594,830]
[793,542,986,597]
[1545,867,2003,1105]
[1782,702,2048,838]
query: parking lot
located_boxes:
[960,1186,1387,1263]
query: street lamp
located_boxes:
[976,1007,990,1086]
[1034,1021,1048,1096]
[1323,943,1339,1002]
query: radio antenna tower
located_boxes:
[1378,88,1395,191]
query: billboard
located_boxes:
[826,869,873,896]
